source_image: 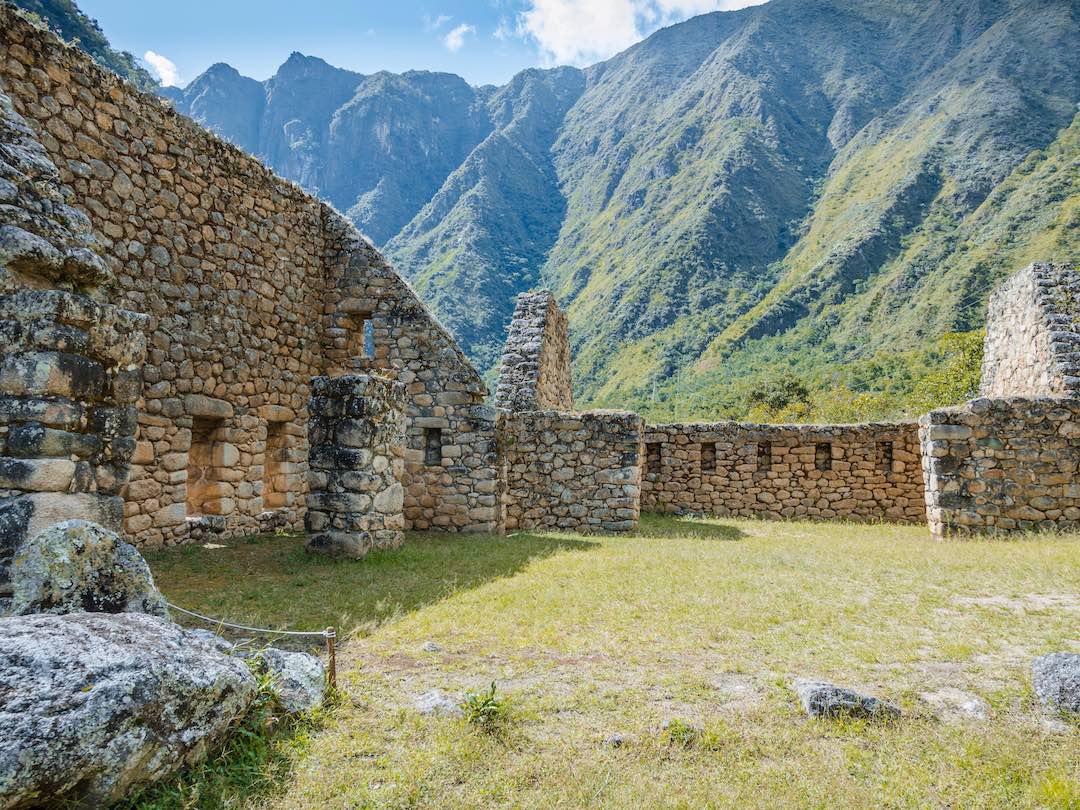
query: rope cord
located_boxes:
[167,601,331,638]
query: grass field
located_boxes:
[145,515,1080,809]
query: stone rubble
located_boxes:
[793,679,901,720]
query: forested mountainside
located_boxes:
[15,0,1080,420]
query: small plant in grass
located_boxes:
[461,681,507,731]
[663,718,699,748]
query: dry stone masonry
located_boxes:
[641,422,925,522]
[980,262,1080,397]
[305,374,405,558]
[495,290,573,413]
[2,3,1079,547]
[500,410,643,531]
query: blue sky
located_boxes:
[78,0,764,88]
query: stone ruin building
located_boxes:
[0,5,1078,583]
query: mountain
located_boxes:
[8,0,158,91]
[20,0,1080,419]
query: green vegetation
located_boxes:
[146,518,1080,808]
[10,0,158,91]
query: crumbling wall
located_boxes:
[494,291,573,413]
[641,422,926,523]
[920,397,1080,537]
[305,374,405,557]
[501,410,642,532]
[980,262,1080,398]
[0,6,501,546]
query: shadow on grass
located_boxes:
[632,512,746,541]
[145,530,597,643]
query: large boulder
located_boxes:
[253,648,326,713]
[0,611,257,808]
[1032,653,1080,715]
[3,520,167,618]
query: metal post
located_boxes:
[325,626,337,689]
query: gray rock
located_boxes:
[420,640,442,653]
[253,647,326,714]
[414,689,462,717]
[4,520,168,618]
[793,679,900,719]
[919,688,989,723]
[0,612,256,807]
[1032,653,1080,714]
[183,627,236,656]
[603,733,628,748]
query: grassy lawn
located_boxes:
[146,515,1080,809]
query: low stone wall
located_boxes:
[305,374,405,557]
[920,397,1080,537]
[641,422,926,523]
[980,262,1080,398]
[0,290,147,589]
[501,410,642,532]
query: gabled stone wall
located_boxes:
[641,422,925,523]
[494,291,572,413]
[980,262,1080,397]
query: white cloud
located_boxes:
[422,13,452,32]
[443,23,476,52]
[142,50,181,87]
[516,0,766,66]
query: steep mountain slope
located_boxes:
[22,0,1080,419]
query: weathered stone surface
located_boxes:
[793,679,900,719]
[0,612,256,807]
[4,520,167,618]
[414,689,462,717]
[918,688,989,723]
[494,290,572,413]
[254,647,326,713]
[1032,653,1080,715]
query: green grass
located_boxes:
[146,516,1080,808]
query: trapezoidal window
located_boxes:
[757,441,772,472]
[877,440,894,472]
[187,417,224,516]
[646,442,662,475]
[815,442,832,471]
[424,428,443,466]
[700,442,717,474]
[263,421,288,510]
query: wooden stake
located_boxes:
[325,626,337,689]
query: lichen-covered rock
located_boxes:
[4,520,167,617]
[0,612,257,807]
[793,679,900,719]
[1032,653,1080,715]
[253,647,326,713]
[414,689,462,717]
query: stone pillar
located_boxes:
[0,290,148,591]
[495,290,573,413]
[305,374,405,558]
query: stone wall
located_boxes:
[981,262,1080,398]
[500,410,642,532]
[641,422,926,523]
[494,291,573,413]
[305,374,405,557]
[0,6,499,547]
[920,397,1080,537]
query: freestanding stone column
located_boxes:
[305,374,405,558]
[0,290,149,594]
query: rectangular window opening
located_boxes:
[815,442,832,471]
[187,417,223,516]
[877,440,894,472]
[757,441,772,472]
[346,312,374,360]
[700,442,716,474]
[646,442,662,476]
[424,428,443,466]
[263,421,288,510]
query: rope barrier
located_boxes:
[167,601,337,688]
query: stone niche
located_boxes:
[305,374,406,558]
[0,290,148,590]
